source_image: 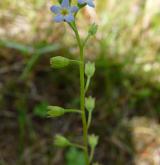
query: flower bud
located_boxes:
[54,134,71,148]
[85,62,95,78]
[85,96,95,112]
[50,56,70,69]
[88,23,98,36]
[47,106,65,117]
[88,134,99,149]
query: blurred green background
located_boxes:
[1,0,160,164]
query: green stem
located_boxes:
[83,34,91,47]
[70,59,82,64]
[70,143,86,150]
[66,109,82,114]
[87,111,92,129]
[72,22,90,165]
[85,76,91,93]
[89,147,95,163]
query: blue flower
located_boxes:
[78,0,95,8]
[50,0,78,23]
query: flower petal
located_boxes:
[54,14,64,22]
[78,0,86,5]
[64,14,74,23]
[70,6,78,13]
[61,0,69,8]
[50,5,61,14]
[87,0,95,7]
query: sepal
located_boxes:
[85,62,95,78]
[50,56,70,69]
[47,106,65,117]
[50,56,80,69]
[88,134,99,149]
[85,96,95,112]
[54,134,71,148]
[47,106,81,118]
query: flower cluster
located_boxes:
[50,0,95,23]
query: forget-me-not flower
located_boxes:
[50,0,78,23]
[78,0,95,8]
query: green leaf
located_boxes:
[20,53,40,79]
[36,44,60,55]
[65,147,85,165]
[0,39,34,55]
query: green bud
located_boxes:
[54,134,71,148]
[50,56,70,69]
[85,62,95,78]
[88,23,98,36]
[47,106,65,117]
[88,134,99,149]
[85,96,95,112]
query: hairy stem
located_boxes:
[73,23,89,165]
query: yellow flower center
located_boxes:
[61,8,69,16]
